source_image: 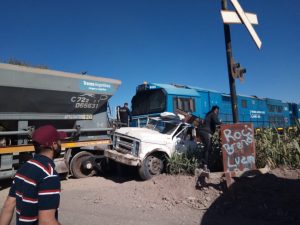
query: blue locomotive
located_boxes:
[130,82,300,128]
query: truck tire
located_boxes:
[138,154,164,180]
[70,151,96,178]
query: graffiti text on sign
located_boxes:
[227,155,255,170]
[222,125,254,155]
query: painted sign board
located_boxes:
[221,123,256,173]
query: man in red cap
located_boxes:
[0,125,66,225]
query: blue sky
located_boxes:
[0,0,299,114]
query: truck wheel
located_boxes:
[70,151,96,178]
[138,155,164,180]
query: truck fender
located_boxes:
[143,149,169,164]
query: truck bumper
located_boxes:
[104,149,141,166]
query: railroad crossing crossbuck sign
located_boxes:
[221,0,262,49]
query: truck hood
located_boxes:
[114,127,169,145]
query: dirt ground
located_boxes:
[1,167,300,225]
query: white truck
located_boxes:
[104,116,198,180]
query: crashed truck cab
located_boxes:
[104,113,198,180]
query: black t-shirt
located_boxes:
[203,111,221,134]
[118,106,131,123]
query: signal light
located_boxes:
[231,59,246,81]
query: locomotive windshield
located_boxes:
[131,89,166,116]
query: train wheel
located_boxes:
[70,151,96,178]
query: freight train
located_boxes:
[0,63,121,179]
[130,82,300,128]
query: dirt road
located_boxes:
[0,170,223,225]
[0,167,300,225]
[59,175,207,225]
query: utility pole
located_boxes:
[222,0,239,123]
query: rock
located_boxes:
[205,196,211,202]
[187,196,196,201]
[204,189,210,194]
[162,196,169,201]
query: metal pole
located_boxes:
[222,0,239,123]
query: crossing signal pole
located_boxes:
[221,0,262,123]
[222,0,239,123]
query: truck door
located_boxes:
[173,125,197,153]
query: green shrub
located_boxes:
[167,132,222,175]
[255,128,300,169]
[209,132,223,171]
[167,126,300,175]
[167,150,199,175]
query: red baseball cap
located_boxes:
[32,125,67,147]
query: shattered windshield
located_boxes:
[145,118,179,135]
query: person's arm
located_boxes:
[0,196,16,225]
[38,209,60,225]
[212,113,221,125]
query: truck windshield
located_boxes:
[146,118,179,135]
[131,89,166,116]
